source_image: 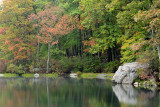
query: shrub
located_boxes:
[6,64,25,75]
[83,56,102,73]
[6,64,18,73]
[0,60,7,73]
[104,60,120,73]
[50,59,62,74]
[72,56,83,72]
[15,64,25,75]
[29,64,34,73]
[60,57,73,73]
[50,55,107,74]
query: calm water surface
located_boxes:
[0,77,159,107]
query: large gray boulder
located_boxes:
[112,62,150,84]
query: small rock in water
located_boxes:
[0,74,4,77]
[70,73,77,78]
[34,73,39,78]
[134,82,139,87]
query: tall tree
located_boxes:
[28,4,76,73]
[79,0,121,61]
[116,0,151,63]
[0,0,36,64]
[134,0,160,81]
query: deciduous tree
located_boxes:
[28,4,76,73]
[0,0,36,65]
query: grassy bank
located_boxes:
[1,72,115,81]
[0,73,59,78]
[3,73,19,77]
[80,73,99,79]
[78,73,114,80]
[39,73,59,78]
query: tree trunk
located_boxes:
[37,38,40,62]
[154,45,160,82]
[157,45,160,60]
[47,43,50,73]
[112,48,114,61]
[78,15,82,56]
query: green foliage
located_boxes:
[80,0,121,54]
[103,60,120,73]
[6,64,18,73]
[83,56,102,73]
[39,44,48,58]
[116,0,151,63]
[0,0,159,79]
[76,71,82,76]
[137,49,159,70]
[58,0,80,16]
[50,48,65,59]
[59,30,80,49]
[16,64,25,75]
[29,64,34,73]
[0,0,36,65]
[60,57,74,73]
[50,55,103,74]
[6,64,25,75]
[50,59,62,74]
[72,57,84,72]
[59,55,103,73]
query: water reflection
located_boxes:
[0,77,120,107]
[112,84,160,107]
[0,77,159,107]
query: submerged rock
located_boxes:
[112,62,150,84]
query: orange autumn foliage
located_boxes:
[28,4,77,47]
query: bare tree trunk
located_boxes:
[155,45,160,82]
[112,48,114,61]
[37,37,40,62]
[157,45,160,60]
[47,43,51,73]
[78,15,82,56]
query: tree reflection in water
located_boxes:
[0,77,159,107]
[0,77,121,107]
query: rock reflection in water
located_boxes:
[112,84,159,107]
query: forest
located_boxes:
[0,0,159,81]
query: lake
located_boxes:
[0,77,159,107]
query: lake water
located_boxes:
[0,77,159,107]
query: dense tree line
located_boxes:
[0,0,159,81]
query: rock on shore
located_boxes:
[112,62,150,84]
